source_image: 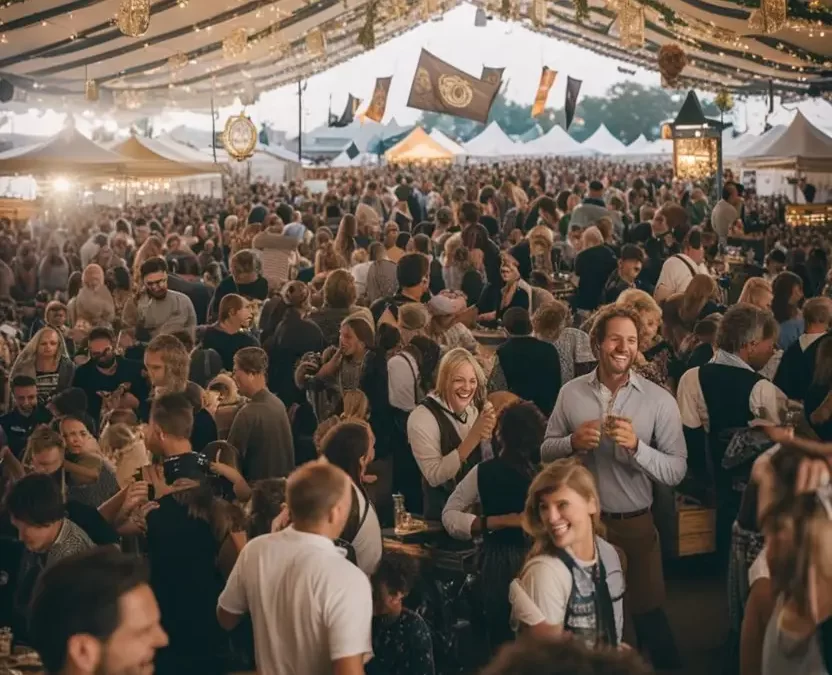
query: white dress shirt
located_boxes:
[441,466,480,539]
[654,253,710,298]
[676,349,787,432]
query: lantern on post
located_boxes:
[670,90,730,196]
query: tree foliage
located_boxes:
[416,81,722,145]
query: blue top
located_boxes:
[778,317,805,351]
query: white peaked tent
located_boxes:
[463,122,519,158]
[623,134,652,156]
[744,112,832,172]
[581,124,628,155]
[429,129,466,155]
[767,99,832,137]
[723,133,760,159]
[640,138,673,157]
[738,125,788,159]
[521,125,584,156]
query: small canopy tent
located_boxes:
[743,112,832,172]
[385,127,454,164]
[0,125,125,177]
[110,135,220,177]
[463,122,519,159]
[429,129,466,156]
[521,125,584,156]
[723,133,759,159]
[580,124,627,155]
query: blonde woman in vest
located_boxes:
[509,458,625,647]
[406,348,496,518]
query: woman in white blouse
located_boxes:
[318,419,383,576]
[509,458,625,648]
[406,348,496,520]
[442,400,545,648]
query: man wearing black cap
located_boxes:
[569,180,622,235]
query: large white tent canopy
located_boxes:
[462,122,519,159]
[429,129,466,156]
[580,124,627,155]
[521,124,584,157]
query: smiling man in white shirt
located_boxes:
[217,462,373,675]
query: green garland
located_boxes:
[726,0,832,25]
[639,0,682,26]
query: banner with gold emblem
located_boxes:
[364,77,392,123]
[481,66,505,87]
[531,66,557,118]
[407,49,500,124]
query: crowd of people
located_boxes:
[0,154,830,675]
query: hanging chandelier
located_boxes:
[619,0,645,48]
[222,28,248,60]
[117,0,151,37]
[748,0,786,34]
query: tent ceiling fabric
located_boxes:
[0,0,829,115]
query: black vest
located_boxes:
[477,457,531,548]
[419,397,482,521]
[495,336,562,416]
[698,363,763,489]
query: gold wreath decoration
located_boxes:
[657,44,687,88]
[437,74,474,108]
[222,113,257,161]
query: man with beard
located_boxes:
[29,549,169,675]
[0,375,53,460]
[121,257,197,342]
[143,392,227,675]
[72,328,147,424]
[541,305,686,669]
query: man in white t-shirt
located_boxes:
[654,226,710,302]
[217,462,373,675]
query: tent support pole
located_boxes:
[297,79,303,163]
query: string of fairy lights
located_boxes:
[0,0,829,113]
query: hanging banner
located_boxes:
[406,49,501,124]
[481,66,505,86]
[564,76,582,129]
[531,66,557,118]
[329,94,362,127]
[364,77,392,123]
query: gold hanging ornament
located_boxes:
[222,28,248,60]
[117,0,151,38]
[358,1,377,50]
[748,0,786,34]
[222,112,257,161]
[657,43,687,88]
[619,0,645,48]
[305,28,326,56]
[714,89,734,113]
[85,79,99,102]
[530,0,547,27]
[168,51,188,73]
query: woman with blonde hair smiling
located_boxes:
[407,347,496,518]
[509,458,625,647]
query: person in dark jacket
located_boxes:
[486,308,562,416]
